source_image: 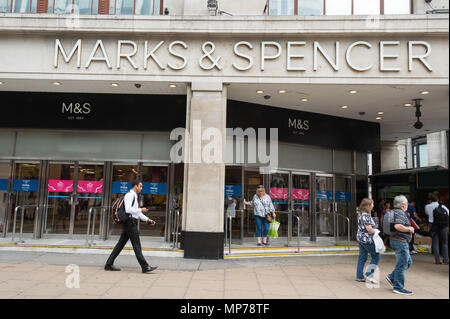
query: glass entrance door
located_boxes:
[315,175,334,237]
[292,173,310,238]
[335,175,352,241]
[44,163,75,235]
[225,166,243,242]
[0,161,11,235]
[269,171,289,239]
[10,162,41,235]
[140,165,168,237]
[72,163,104,235]
[243,169,264,238]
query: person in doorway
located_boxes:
[380,202,392,247]
[386,195,414,296]
[225,196,238,238]
[407,200,421,254]
[356,198,381,284]
[105,179,158,274]
[425,194,449,264]
[243,185,276,247]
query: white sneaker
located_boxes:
[366,276,379,285]
[410,250,418,255]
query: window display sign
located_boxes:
[77,181,103,193]
[13,179,39,192]
[225,185,242,197]
[316,190,333,201]
[142,182,167,195]
[292,188,309,200]
[48,180,73,192]
[335,191,351,202]
[112,181,132,194]
[270,187,288,199]
[0,179,8,191]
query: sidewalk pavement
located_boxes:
[0,251,447,299]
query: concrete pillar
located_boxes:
[381,140,400,172]
[427,131,448,168]
[182,81,227,259]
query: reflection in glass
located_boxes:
[116,0,134,14]
[269,0,294,16]
[135,0,152,15]
[353,0,379,15]
[0,0,11,12]
[12,0,30,12]
[384,0,411,14]
[325,0,351,15]
[54,0,73,14]
[75,0,93,14]
[298,0,323,15]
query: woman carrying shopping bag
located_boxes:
[356,198,381,284]
[244,185,276,247]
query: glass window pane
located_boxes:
[12,0,31,12]
[109,0,115,14]
[154,0,160,15]
[326,0,351,15]
[116,0,134,14]
[135,0,152,15]
[54,0,72,13]
[0,0,11,13]
[354,0,379,15]
[75,0,92,14]
[419,144,428,167]
[93,0,98,13]
[48,0,54,13]
[384,0,410,14]
[298,0,323,15]
[269,0,295,16]
[30,0,37,13]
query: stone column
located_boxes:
[381,140,401,172]
[427,131,448,168]
[182,81,227,259]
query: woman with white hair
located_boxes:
[385,195,415,296]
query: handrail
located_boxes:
[86,206,108,246]
[11,205,38,244]
[314,211,351,250]
[228,215,232,255]
[172,209,180,249]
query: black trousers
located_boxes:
[106,218,149,269]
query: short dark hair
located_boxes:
[430,194,439,202]
[131,179,142,188]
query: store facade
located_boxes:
[0,13,448,258]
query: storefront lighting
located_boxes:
[340,105,348,109]
[300,98,308,102]
[0,81,4,85]
[348,90,358,94]
[111,83,119,87]
[52,82,61,86]
[420,90,430,95]
[404,103,413,107]
[377,112,384,115]
[279,90,287,94]
[256,90,264,94]
[376,117,382,120]
[169,84,177,88]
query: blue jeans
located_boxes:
[431,226,449,263]
[356,242,380,279]
[388,239,413,290]
[254,215,270,238]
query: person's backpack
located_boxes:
[433,204,449,229]
[111,193,135,224]
[382,210,397,236]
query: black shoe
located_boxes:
[435,261,443,264]
[262,242,270,247]
[104,264,121,271]
[142,266,158,274]
[257,243,263,247]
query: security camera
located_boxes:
[134,83,142,88]
[414,121,424,129]
[264,95,271,100]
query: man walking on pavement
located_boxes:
[105,179,158,274]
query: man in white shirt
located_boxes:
[105,180,158,273]
[425,194,449,264]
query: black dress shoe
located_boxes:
[104,264,121,271]
[142,266,158,274]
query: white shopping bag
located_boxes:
[373,229,386,254]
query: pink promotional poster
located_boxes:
[270,188,288,199]
[48,180,73,193]
[292,189,310,200]
[77,181,103,193]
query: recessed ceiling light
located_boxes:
[111,83,119,87]
[340,105,348,109]
[300,98,308,102]
[420,90,430,95]
[348,90,358,94]
[376,117,382,120]
[169,84,177,88]
[279,90,287,94]
[377,112,384,115]
[256,90,264,94]
[404,103,413,107]
[0,81,4,85]
[52,82,61,86]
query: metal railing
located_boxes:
[313,211,351,250]
[86,206,109,246]
[224,215,232,255]
[11,205,39,244]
